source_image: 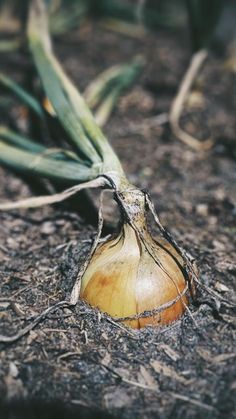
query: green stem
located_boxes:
[0,141,98,183]
[0,126,85,163]
[0,126,45,153]
[0,73,44,118]
[27,0,124,177]
[92,0,170,30]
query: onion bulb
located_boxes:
[80,222,190,329]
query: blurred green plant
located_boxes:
[48,0,90,35]
[0,73,44,117]
[84,56,144,127]
[186,0,224,51]
[91,0,183,30]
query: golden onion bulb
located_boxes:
[80,223,189,329]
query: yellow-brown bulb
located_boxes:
[80,223,188,329]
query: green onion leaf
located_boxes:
[0,73,44,118]
[27,0,124,175]
[0,141,99,183]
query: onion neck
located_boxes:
[102,171,148,233]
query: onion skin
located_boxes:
[80,224,189,329]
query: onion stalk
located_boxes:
[0,0,198,329]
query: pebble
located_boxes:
[215,281,230,293]
[196,203,208,216]
[41,222,56,235]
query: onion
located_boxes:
[81,219,190,329]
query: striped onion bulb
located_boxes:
[80,221,190,329]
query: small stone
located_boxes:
[0,302,10,309]
[27,331,38,346]
[196,204,208,217]
[213,240,225,251]
[141,167,153,177]
[187,90,205,109]
[230,381,236,390]
[208,216,218,226]
[41,221,56,235]
[6,237,18,250]
[213,188,226,201]
[215,281,230,293]
[9,362,18,378]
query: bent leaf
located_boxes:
[0,73,44,117]
[0,178,106,210]
[0,141,99,183]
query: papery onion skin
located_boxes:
[80,224,189,329]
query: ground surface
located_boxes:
[0,21,236,419]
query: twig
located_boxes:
[169,49,213,151]
[42,328,69,333]
[57,351,81,361]
[171,393,215,412]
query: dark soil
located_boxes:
[0,22,236,419]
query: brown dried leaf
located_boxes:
[197,348,236,364]
[138,365,158,389]
[214,281,230,293]
[101,352,111,367]
[151,360,191,385]
[159,343,180,361]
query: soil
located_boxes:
[0,21,236,419]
